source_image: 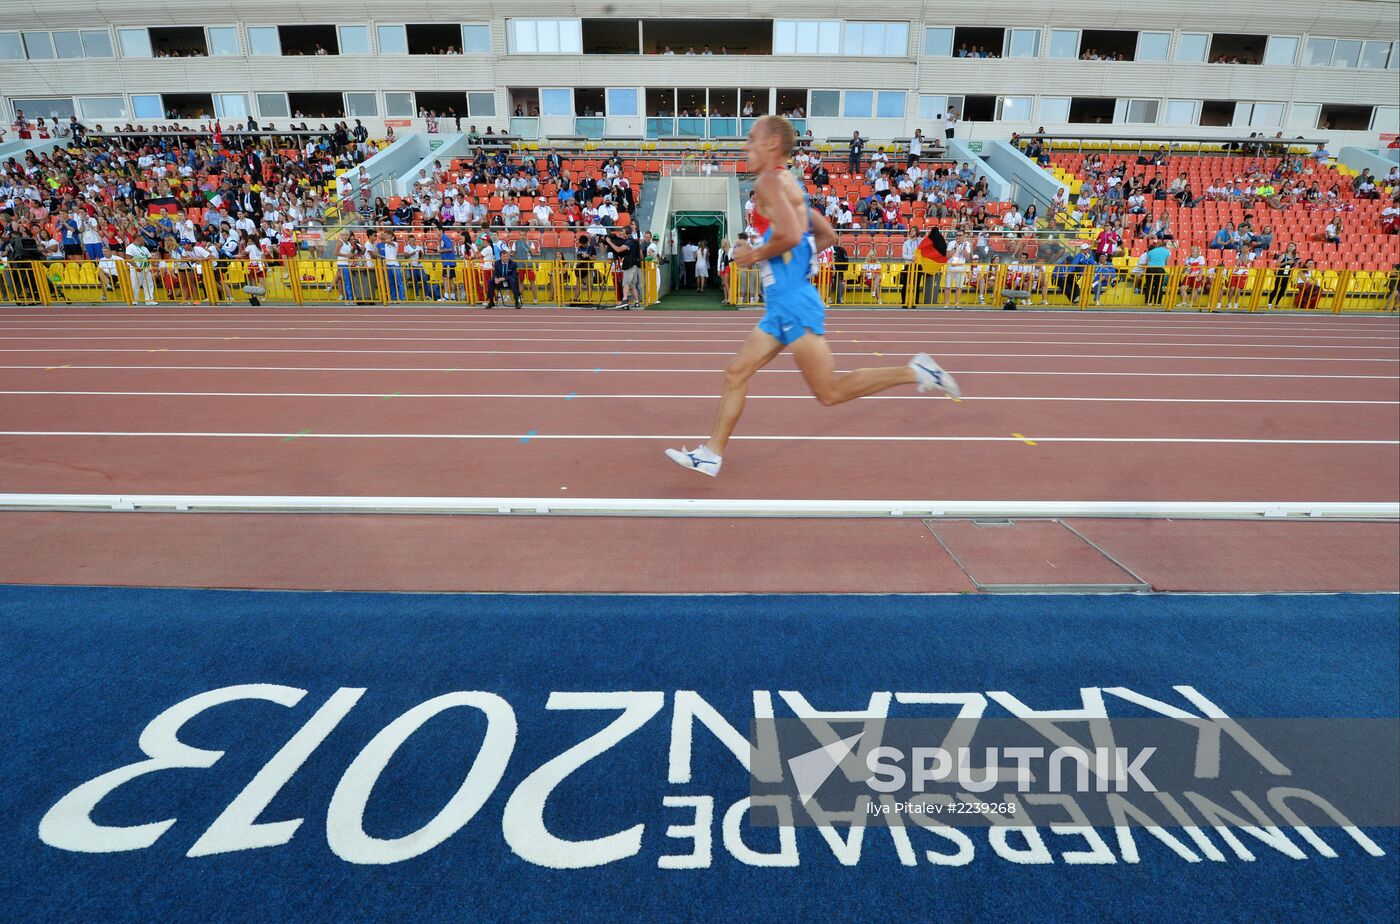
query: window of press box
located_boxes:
[206,27,239,56]
[406,24,464,54]
[82,30,113,57]
[772,20,840,55]
[344,93,378,117]
[1067,97,1115,123]
[1038,98,1070,122]
[960,96,995,121]
[0,32,23,59]
[1047,30,1079,59]
[996,96,1033,121]
[1115,99,1160,124]
[148,27,208,56]
[256,93,290,118]
[286,92,345,118]
[11,97,76,120]
[214,93,250,119]
[606,88,638,116]
[843,90,872,118]
[468,92,496,117]
[339,26,370,55]
[118,28,152,57]
[1136,32,1170,62]
[574,88,605,117]
[162,94,214,119]
[923,27,952,56]
[376,25,407,55]
[1207,34,1266,64]
[582,19,639,53]
[461,24,490,53]
[1163,99,1200,125]
[278,25,338,55]
[1262,36,1299,66]
[774,88,807,116]
[1077,30,1138,60]
[1318,103,1373,130]
[78,96,129,120]
[414,92,466,117]
[507,20,583,54]
[22,31,54,59]
[1198,100,1235,126]
[1360,41,1393,68]
[384,93,415,117]
[809,90,839,118]
[843,22,909,57]
[131,95,164,120]
[642,20,769,54]
[1003,29,1040,59]
[1176,33,1209,62]
[952,27,1004,57]
[1286,103,1321,130]
[53,32,85,59]
[246,27,280,56]
[539,88,574,116]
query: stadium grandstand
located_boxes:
[1,3,1398,924]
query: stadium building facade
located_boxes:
[1,0,1397,146]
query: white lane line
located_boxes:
[2,335,1396,350]
[0,431,1393,446]
[1,390,1394,406]
[2,493,1394,520]
[0,364,1393,379]
[0,348,1395,362]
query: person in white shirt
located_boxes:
[125,240,155,304]
[501,201,521,225]
[908,129,924,166]
[531,202,553,227]
[245,239,266,288]
[681,240,698,288]
[597,200,618,224]
[1003,208,1024,231]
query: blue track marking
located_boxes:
[1,589,1395,923]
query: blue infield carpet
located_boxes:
[2,588,1397,923]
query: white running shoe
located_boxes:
[666,445,722,477]
[909,353,962,398]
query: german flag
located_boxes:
[917,227,948,265]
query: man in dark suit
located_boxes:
[489,249,522,308]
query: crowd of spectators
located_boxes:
[0,117,385,301]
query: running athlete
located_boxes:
[666,115,960,477]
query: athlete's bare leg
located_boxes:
[702,327,785,456]
[787,332,917,406]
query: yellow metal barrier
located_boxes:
[1,258,1394,313]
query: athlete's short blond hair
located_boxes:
[755,114,797,157]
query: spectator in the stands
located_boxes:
[1209,222,1239,251]
[847,131,865,175]
[1354,169,1379,200]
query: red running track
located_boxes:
[0,307,1395,503]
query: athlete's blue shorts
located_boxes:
[757,283,827,345]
